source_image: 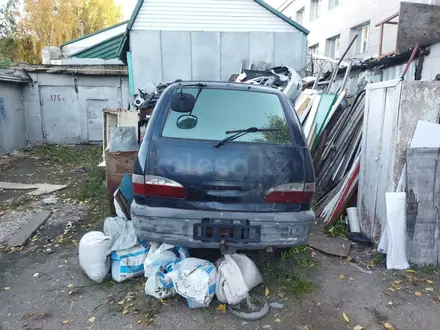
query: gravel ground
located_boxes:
[1,148,440,330]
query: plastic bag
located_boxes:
[103,217,138,256]
[145,269,176,299]
[143,243,189,278]
[79,232,111,282]
[216,254,263,305]
[166,258,217,308]
[111,245,150,282]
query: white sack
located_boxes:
[79,231,111,282]
[216,254,250,305]
[215,254,263,304]
[143,243,189,278]
[111,245,149,282]
[166,258,217,309]
[145,270,176,299]
[103,217,138,256]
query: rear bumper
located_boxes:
[131,201,315,249]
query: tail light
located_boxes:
[265,182,315,204]
[132,174,186,199]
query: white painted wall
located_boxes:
[422,42,440,80]
[132,0,297,32]
[266,0,440,59]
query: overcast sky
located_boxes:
[0,0,137,20]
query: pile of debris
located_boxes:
[292,84,363,227]
[232,64,302,102]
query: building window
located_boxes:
[296,7,305,25]
[309,43,319,55]
[325,35,340,58]
[310,0,322,21]
[352,23,370,54]
[328,0,339,10]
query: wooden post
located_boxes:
[379,24,384,57]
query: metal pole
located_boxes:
[326,35,358,93]
[312,65,323,90]
[400,43,420,81]
[340,61,353,94]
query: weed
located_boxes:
[371,253,385,267]
[252,249,317,296]
[75,167,106,201]
[326,217,348,237]
[417,265,440,276]
[280,246,318,268]
[30,145,101,169]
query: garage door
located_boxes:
[40,86,81,144]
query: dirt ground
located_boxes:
[1,146,440,330]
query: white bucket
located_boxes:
[346,207,361,233]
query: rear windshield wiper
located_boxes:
[214,127,281,148]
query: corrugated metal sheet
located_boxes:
[62,23,127,57]
[132,0,299,32]
[129,30,307,90]
[72,34,124,60]
[0,82,27,156]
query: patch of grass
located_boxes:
[417,265,440,276]
[252,249,317,296]
[281,245,318,268]
[30,145,102,169]
[371,253,385,267]
[325,217,348,237]
[75,167,106,201]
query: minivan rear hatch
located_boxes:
[138,85,313,212]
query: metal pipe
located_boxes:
[312,65,323,90]
[400,43,420,81]
[339,61,353,94]
[326,34,358,93]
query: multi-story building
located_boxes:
[267,0,440,59]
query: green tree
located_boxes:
[0,0,21,66]
[15,0,123,64]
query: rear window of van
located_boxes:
[162,88,292,145]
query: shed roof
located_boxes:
[61,21,128,47]
[71,34,125,60]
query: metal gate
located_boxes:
[39,86,81,144]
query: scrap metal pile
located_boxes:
[294,81,365,226]
[231,63,302,102]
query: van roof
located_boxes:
[170,81,286,96]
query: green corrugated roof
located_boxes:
[61,21,128,47]
[71,33,124,59]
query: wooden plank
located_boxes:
[303,95,321,137]
[406,148,440,266]
[372,82,401,241]
[375,12,399,27]
[308,235,352,257]
[7,211,52,247]
[358,85,386,240]
[307,123,317,149]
